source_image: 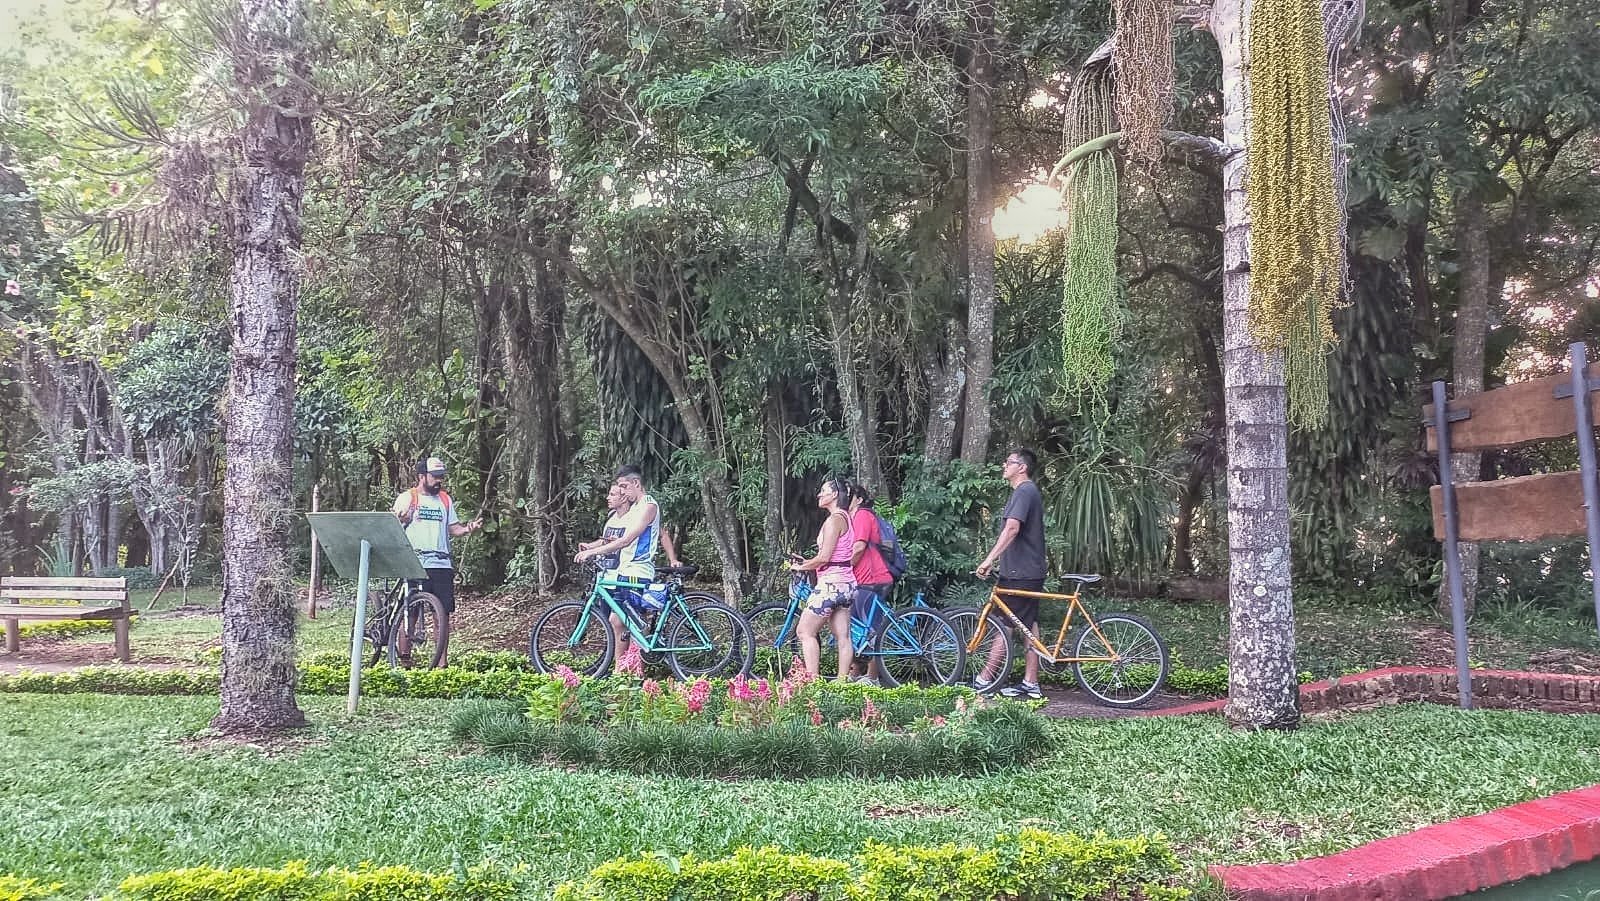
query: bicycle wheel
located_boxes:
[873,607,966,688]
[943,606,1014,693]
[387,591,448,669]
[530,601,614,676]
[744,602,802,682]
[665,600,747,679]
[1071,613,1171,707]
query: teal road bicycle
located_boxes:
[529,563,751,680]
[744,574,966,687]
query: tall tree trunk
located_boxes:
[214,0,313,733]
[472,272,509,585]
[923,318,967,468]
[527,248,570,592]
[959,0,997,466]
[1439,189,1491,618]
[826,294,885,493]
[1214,0,1299,730]
[760,385,788,595]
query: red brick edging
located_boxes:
[1209,783,1600,900]
[1141,666,1600,718]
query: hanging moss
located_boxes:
[1245,0,1344,427]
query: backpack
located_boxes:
[871,511,910,581]
[406,488,453,522]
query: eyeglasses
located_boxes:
[1003,459,1022,467]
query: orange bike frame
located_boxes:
[966,584,1119,664]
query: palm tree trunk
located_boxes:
[1214,0,1299,729]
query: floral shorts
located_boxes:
[807,579,855,616]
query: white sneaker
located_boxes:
[853,675,881,687]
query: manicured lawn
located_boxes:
[1,693,1596,898]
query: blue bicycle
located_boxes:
[529,564,750,680]
[743,574,966,687]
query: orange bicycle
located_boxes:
[944,574,1170,707]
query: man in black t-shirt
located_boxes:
[976,447,1047,699]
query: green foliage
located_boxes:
[1,616,136,642]
[554,829,1191,901]
[890,457,1006,591]
[117,861,515,901]
[0,875,61,901]
[115,326,227,441]
[94,565,161,589]
[459,701,1050,780]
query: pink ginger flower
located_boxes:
[754,678,771,701]
[554,664,580,690]
[954,696,968,714]
[931,715,947,727]
[808,699,823,727]
[642,679,662,698]
[862,697,878,722]
[615,644,644,677]
[4,280,19,296]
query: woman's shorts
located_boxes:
[807,580,855,616]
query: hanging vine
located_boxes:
[1112,0,1175,167]
[1058,66,1125,394]
[1245,0,1346,427]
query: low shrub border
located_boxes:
[0,617,137,642]
[0,832,1192,901]
[0,876,60,901]
[452,696,1050,779]
[116,861,516,901]
[553,829,1194,900]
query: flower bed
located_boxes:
[452,666,1050,779]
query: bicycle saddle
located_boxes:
[659,564,700,578]
[1060,573,1102,584]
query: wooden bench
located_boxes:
[1,576,130,662]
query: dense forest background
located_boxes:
[2,0,1597,617]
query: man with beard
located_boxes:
[392,456,482,633]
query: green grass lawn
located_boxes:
[1,693,1596,898]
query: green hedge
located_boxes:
[453,700,1049,779]
[0,876,60,901]
[0,618,134,642]
[553,829,1192,901]
[115,861,515,901]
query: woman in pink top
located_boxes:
[791,476,857,679]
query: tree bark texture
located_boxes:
[922,317,967,468]
[214,0,313,733]
[1439,189,1490,617]
[959,0,998,467]
[1214,0,1300,730]
[760,385,789,595]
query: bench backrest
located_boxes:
[1,577,129,607]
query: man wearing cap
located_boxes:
[392,457,482,627]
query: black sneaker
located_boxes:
[999,681,1043,700]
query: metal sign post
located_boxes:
[307,512,425,715]
[1431,380,1474,710]
[1564,342,1600,642]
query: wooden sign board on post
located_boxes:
[1429,471,1588,543]
[1423,364,1600,454]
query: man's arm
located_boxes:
[391,493,412,524]
[575,500,657,562]
[661,527,682,568]
[448,520,481,537]
[976,518,1022,578]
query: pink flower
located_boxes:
[616,644,643,677]
[7,486,24,496]
[808,699,823,727]
[955,696,968,714]
[642,679,661,698]
[554,665,580,690]
[4,280,19,296]
[754,678,771,701]
[5,244,19,256]
[108,181,124,197]
[931,716,947,727]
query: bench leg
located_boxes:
[114,617,130,662]
[3,618,17,653]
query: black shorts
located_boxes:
[852,583,894,632]
[996,577,1045,630]
[413,568,456,614]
